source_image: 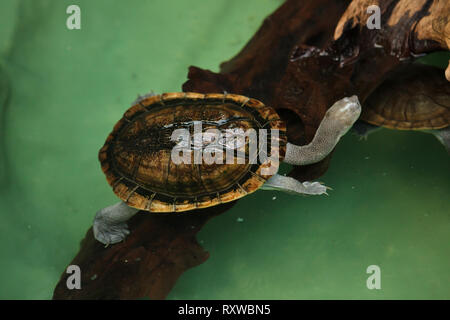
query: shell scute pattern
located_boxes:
[99,92,287,212]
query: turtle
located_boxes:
[93,92,361,245]
[352,64,450,152]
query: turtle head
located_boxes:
[324,95,361,137]
[283,95,361,166]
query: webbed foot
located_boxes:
[302,181,329,195]
[93,201,139,245]
[261,174,330,196]
[93,215,130,245]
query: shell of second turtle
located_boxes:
[362,64,450,130]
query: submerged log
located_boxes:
[53,0,449,299]
[53,203,234,300]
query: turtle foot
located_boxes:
[92,202,138,245]
[261,174,330,196]
[302,181,329,195]
[93,216,130,245]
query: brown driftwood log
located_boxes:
[53,203,234,300]
[185,0,449,181]
[53,0,449,299]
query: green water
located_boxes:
[0,0,448,300]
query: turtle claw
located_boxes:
[315,182,333,191]
[93,218,130,245]
[132,91,156,105]
[358,134,368,141]
[351,130,368,141]
[302,181,329,195]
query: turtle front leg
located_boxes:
[284,96,361,165]
[93,201,139,245]
[351,120,382,140]
[261,174,329,195]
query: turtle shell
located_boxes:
[362,64,450,130]
[99,92,287,212]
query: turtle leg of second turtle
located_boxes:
[427,127,450,154]
[93,201,139,245]
[351,120,383,140]
[353,121,450,153]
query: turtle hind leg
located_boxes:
[260,174,329,196]
[351,120,382,140]
[429,127,450,154]
[132,91,156,105]
[93,201,139,245]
